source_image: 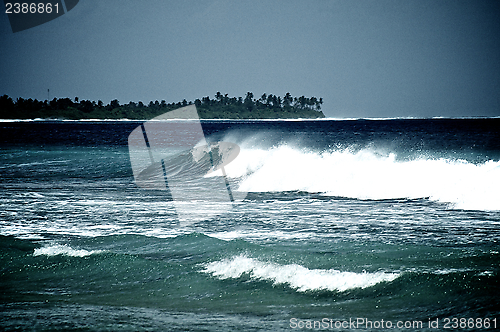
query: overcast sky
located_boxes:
[1,0,499,118]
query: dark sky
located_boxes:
[1,0,499,118]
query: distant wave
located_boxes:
[0,118,142,122]
[33,244,103,257]
[223,144,500,211]
[322,116,500,121]
[201,255,400,292]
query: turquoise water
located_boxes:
[1,119,499,331]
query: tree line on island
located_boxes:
[0,92,325,120]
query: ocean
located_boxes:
[0,118,499,331]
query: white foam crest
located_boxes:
[202,255,400,292]
[230,145,500,211]
[33,244,102,257]
[206,230,313,241]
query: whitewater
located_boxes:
[221,144,500,211]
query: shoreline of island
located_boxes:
[1,116,498,122]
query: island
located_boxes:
[0,92,325,120]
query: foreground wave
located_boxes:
[202,254,400,292]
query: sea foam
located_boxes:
[201,255,400,292]
[225,145,500,211]
[33,244,102,257]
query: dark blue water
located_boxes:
[1,119,499,331]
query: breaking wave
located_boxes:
[33,244,103,257]
[201,255,400,293]
[223,145,500,211]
